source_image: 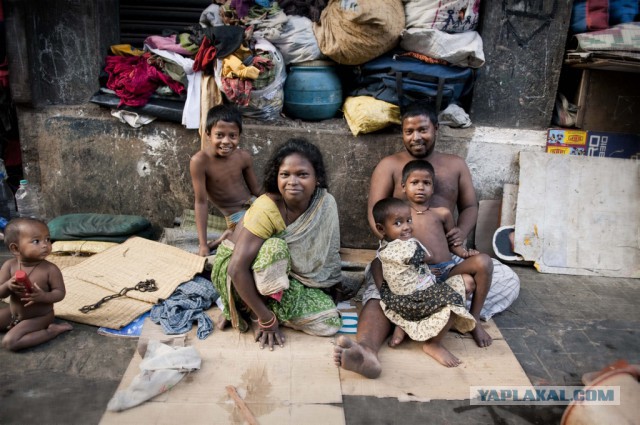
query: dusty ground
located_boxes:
[0,250,638,424]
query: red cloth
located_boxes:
[192,37,217,75]
[397,51,449,66]
[269,291,283,302]
[104,53,185,107]
[0,58,8,88]
[587,0,609,31]
[4,137,21,167]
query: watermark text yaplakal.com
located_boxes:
[470,386,620,405]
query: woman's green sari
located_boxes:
[210,189,342,336]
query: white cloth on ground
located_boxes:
[106,340,201,411]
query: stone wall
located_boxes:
[470,1,572,128]
[6,0,565,248]
[5,0,119,105]
[17,104,545,248]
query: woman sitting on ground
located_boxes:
[211,138,343,350]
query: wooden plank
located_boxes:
[515,152,639,277]
[339,248,376,266]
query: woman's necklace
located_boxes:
[282,199,291,225]
[282,197,312,225]
[410,204,430,215]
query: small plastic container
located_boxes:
[15,179,43,219]
[15,270,34,294]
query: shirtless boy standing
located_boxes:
[190,104,261,256]
[402,159,493,347]
[0,218,72,351]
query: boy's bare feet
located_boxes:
[471,323,492,347]
[49,322,73,335]
[422,340,461,367]
[333,335,382,379]
[388,326,406,348]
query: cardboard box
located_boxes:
[546,129,587,155]
[546,129,640,159]
[585,131,640,160]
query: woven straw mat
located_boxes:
[55,237,206,329]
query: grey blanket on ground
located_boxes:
[150,276,219,339]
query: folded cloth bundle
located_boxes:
[150,276,219,340]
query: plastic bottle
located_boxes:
[15,270,33,294]
[0,159,17,222]
[15,179,42,219]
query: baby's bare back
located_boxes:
[412,210,454,263]
[204,151,253,216]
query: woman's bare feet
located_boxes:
[388,326,406,348]
[333,335,382,379]
[48,322,73,335]
[422,340,461,367]
[471,323,492,347]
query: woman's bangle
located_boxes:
[258,312,277,329]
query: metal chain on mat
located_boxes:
[79,279,158,313]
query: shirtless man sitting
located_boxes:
[333,101,520,378]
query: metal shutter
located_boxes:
[120,0,213,47]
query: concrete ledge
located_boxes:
[18,104,546,249]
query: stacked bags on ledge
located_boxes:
[343,0,483,136]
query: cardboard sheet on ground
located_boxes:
[100,313,344,425]
[339,321,531,400]
[55,237,206,329]
[515,152,639,277]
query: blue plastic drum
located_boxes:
[283,60,343,121]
